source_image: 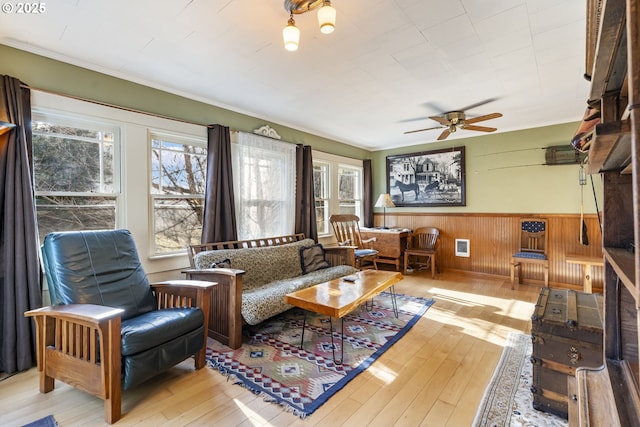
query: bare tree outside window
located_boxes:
[150,136,206,254]
[338,165,362,215]
[313,162,329,234]
[32,119,119,242]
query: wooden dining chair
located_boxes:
[510,218,549,289]
[404,227,439,278]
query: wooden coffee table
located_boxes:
[285,269,403,363]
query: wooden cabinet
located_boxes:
[360,228,410,271]
[570,0,640,425]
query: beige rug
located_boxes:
[473,332,568,427]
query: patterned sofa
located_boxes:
[184,235,357,349]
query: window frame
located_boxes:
[31,109,123,240]
[312,151,364,237]
[148,130,207,256]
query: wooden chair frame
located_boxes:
[329,214,379,270]
[510,218,549,289]
[25,281,214,424]
[404,227,439,279]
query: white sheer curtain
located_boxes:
[232,132,296,239]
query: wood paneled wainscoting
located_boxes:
[374,213,603,291]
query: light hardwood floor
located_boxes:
[0,269,543,426]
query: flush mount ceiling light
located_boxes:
[283,0,336,51]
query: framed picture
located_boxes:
[386,146,466,207]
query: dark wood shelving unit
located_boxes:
[585,120,631,173]
[568,0,640,425]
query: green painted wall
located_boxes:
[2,44,600,215]
[372,123,602,214]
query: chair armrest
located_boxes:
[151,279,216,312]
[324,246,356,268]
[151,279,218,291]
[25,303,124,324]
[24,303,123,408]
[362,237,377,245]
[180,268,246,278]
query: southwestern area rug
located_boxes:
[206,291,434,418]
[473,332,568,427]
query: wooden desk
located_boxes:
[360,228,410,271]
[565,254,604,293]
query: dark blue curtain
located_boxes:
[0,75,41,374]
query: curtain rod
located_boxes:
[19,84,356,156]
[20,83,234,130]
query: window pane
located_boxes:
[153,197,204,253]
[36,196,116,241]
[33,135,114,193]
[313,163,328,198]
[233,133,296,240]
[315,199,328,234]
[33,117,120,240]
[32,121,100,139]
[313,162,329,234]
[339,202,356,215]
[150,135,207,254]
[151,139,206,195]
[338,167,360,200]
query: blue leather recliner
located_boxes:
[26,229,215,424]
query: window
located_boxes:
[32,113,120,242]
[313,161,330,235]
[338,165,362,215]
[232,132,296,239]
[150,132,207,255]
[313,152,363,236]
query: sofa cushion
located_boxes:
[209,258,231,268]
[300,244,330,274]
[241,264,358,325]
[120,307,204,356]
[194,238,316,290]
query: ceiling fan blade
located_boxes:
[464,112,503,124]
[398,116,429,124]
[403,125,444,135]
[422,101,450,114]
[428,115,450,125]
[458,97,500,112]
[461,124,498,132]
[437,129,451,140]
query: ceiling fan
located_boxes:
[404,105,503,140]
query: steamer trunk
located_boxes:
[530,288,603,419]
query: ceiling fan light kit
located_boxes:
[283,0,336,51]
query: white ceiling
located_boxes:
[0,0,590,151]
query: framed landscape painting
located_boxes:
[386,146,466,207]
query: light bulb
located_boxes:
[283,16,300,51]
[317,2,336,34]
